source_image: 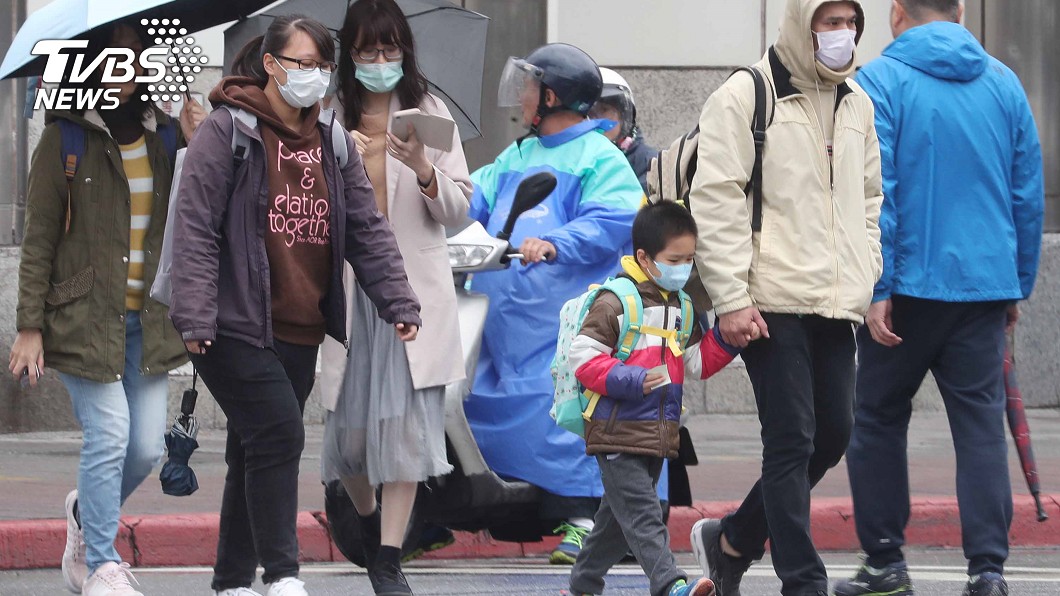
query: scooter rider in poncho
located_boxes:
[463,43,645,565]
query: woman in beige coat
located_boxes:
[318,1,470,594]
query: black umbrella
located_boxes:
[223,0,489,141]
[160,369,200,496]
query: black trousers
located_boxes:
[721,314,856,596]
[847,297,1011,575]
[190,336,317,590]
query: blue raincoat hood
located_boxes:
[883,21,987,82]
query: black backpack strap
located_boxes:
[730,66,769,232]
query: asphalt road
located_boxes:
[2,550,1059,595]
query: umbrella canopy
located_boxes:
[223,0,488,141]
[159,374,201,497]
[1,0,276,80]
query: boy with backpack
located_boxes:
[565,202,748,596]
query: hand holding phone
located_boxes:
[390,108,455,151]
[20,364,42,389]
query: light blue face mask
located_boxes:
[355,60,404,93]
[652,261,693,292]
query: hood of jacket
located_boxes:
[209,76,320,137]
[45,103,170,136]
[774,0,865,87]
[883,20,987,82]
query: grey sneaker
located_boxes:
[832,561,913,596]
[690,518,752,596]
[962,573,1008,596]
[62,490,88,594]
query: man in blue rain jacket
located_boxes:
[464,43,644,565]
[835,1,1044,595]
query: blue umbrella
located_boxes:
[0,0,276,80]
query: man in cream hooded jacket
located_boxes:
[688,1,883,595]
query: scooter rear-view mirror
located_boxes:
[497,172,557,241]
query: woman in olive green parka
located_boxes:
[7,22,203,596]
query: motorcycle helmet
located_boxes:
[498,43,603,133]
[589,67,638,145]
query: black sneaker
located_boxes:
[962,572,1008,596]
[832,561,913,596]
[690,518,752,596]
[368,560,413,596]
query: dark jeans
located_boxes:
[571,455,683,596]
[847,297,1011,576]
[190,336,317,590]
[722,314,856,596]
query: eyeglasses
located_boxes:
[274,54,337,74]
[352,45,403,62]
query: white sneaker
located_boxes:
[82,562,143,596]
[215,589,263,596]
[62,489,88,593]
[264,577,307,596]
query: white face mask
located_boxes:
[814,28,857,71]
[275,63,331,109]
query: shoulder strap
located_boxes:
[676,290,696,348]
[601,277,643,362]
[730,66,772,233]
[221,105,257,166]
[156,121,178,166]
[319,108,349,169]
[56,119,85,234]
[57,119,85,183]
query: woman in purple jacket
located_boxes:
[169,14,420,596]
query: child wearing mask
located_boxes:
[567,202,753,596]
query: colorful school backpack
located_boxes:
[550,277,695,437]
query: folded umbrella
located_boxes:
[1004,337,1048,522]
[160,369,200,496]
[223,0,489,141]
[1,0,276,80]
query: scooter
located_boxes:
[323,172,701,565]
[323,172,561,565]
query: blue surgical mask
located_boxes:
[652,261,693,292]
[355,61,404,93]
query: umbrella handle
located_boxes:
[1033,492,1049,522]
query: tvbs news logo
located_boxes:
[30,18,207,111]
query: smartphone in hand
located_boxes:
[20,364,41,389]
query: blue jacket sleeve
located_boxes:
[604,363,649,401]
[469,160,500,225]
[541,151,642,266]
[856,65,899,302]
[1009,84,1045,299]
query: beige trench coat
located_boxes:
[319,93,471,410]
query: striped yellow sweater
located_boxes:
[119,136,153,310]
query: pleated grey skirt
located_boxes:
[321,285,453,486]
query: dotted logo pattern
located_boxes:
[137,19,209,103]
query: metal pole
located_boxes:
[0,0,28,245]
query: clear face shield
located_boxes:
[498,56,544,108]
[589,86,635,138]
